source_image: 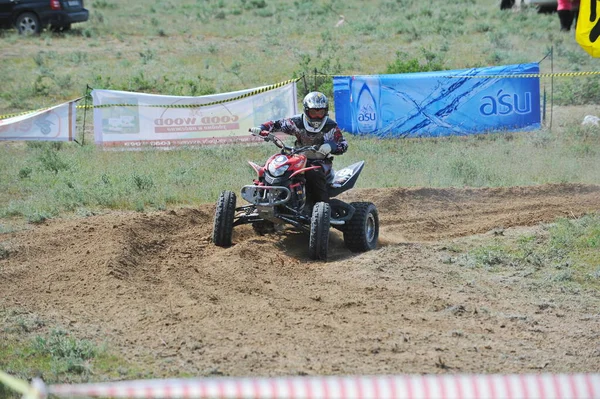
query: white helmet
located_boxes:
[302,91,329,133]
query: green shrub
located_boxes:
[33,330,96,361]
[246,0,267,9]
[132,173,154,191]
[37,147,69,174]
[92,0,117,9]
[554,77,600,105]
[449,158,479,186]
[385,50,445,74]
[27,210,54,224]
[18,167,32,179]
[31,329,98,376]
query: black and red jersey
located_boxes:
[260,114,349,156]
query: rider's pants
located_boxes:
[305,167,329,204]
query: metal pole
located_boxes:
[81,85,91,146]
[549,46,554,130]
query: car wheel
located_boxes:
[16,12,40,35]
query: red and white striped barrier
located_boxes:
[47,374,600,399]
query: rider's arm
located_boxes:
[260,118,298,136]
[323,126,348,155]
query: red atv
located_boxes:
[212,131,379,261]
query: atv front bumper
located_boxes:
[241,185,291,206]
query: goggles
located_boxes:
[307,108,326,119]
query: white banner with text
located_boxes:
[0,100,77,142]
[91,81,297,148]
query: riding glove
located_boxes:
[318,143,332,155]
[249,127,262,136]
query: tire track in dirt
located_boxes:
[341,183,600,242]
[1,183,599,376]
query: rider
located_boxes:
[250,91,348,204]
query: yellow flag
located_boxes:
[576,0,600,57]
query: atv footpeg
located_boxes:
[241,185,291,206]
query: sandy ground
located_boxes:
[1,183,600,377]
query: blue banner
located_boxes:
[333,63,541,137]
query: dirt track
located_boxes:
[1,183,600,376]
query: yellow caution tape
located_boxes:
[91,78,300,109]
[1,72,595,120]
[445,71,600,78]
[0,79,300,119]
[0,109,45,120]
[0,371,45,399]
[315,71,600,79]
[0,96,83,120]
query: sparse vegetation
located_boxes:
[1,0,598,113]
[0,126,599,222]
[455,213,600,289]
[0,309,140,398]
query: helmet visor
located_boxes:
[307,108,326,119]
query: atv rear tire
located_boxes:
[212,190,236,247]
[308,202,330,261]
[343,202,379,252]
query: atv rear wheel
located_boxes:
[308,202,330,261]
[212,190,236,247]
[343,202,379,252]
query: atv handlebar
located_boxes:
[249,129,318,155]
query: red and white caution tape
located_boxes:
[47,374,600,399]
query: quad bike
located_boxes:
[212,131,379,261]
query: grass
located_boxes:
[0,308,145,399]
[1,0,600,114]
[452,213,600,290]
[1,119,599,223]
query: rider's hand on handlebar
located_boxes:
[249,127,269,137]
[318,143,332,156]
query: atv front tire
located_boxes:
[212,190,236,247]
[308,202,330,261]
[343,202,379,252]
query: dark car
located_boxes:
[526,0,559,13]
[0,0,88,34]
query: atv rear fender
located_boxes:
[328,161,365,198]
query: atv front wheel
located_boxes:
[343,202,379,252]
[212,190,236,247]
[308,202,330,261]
